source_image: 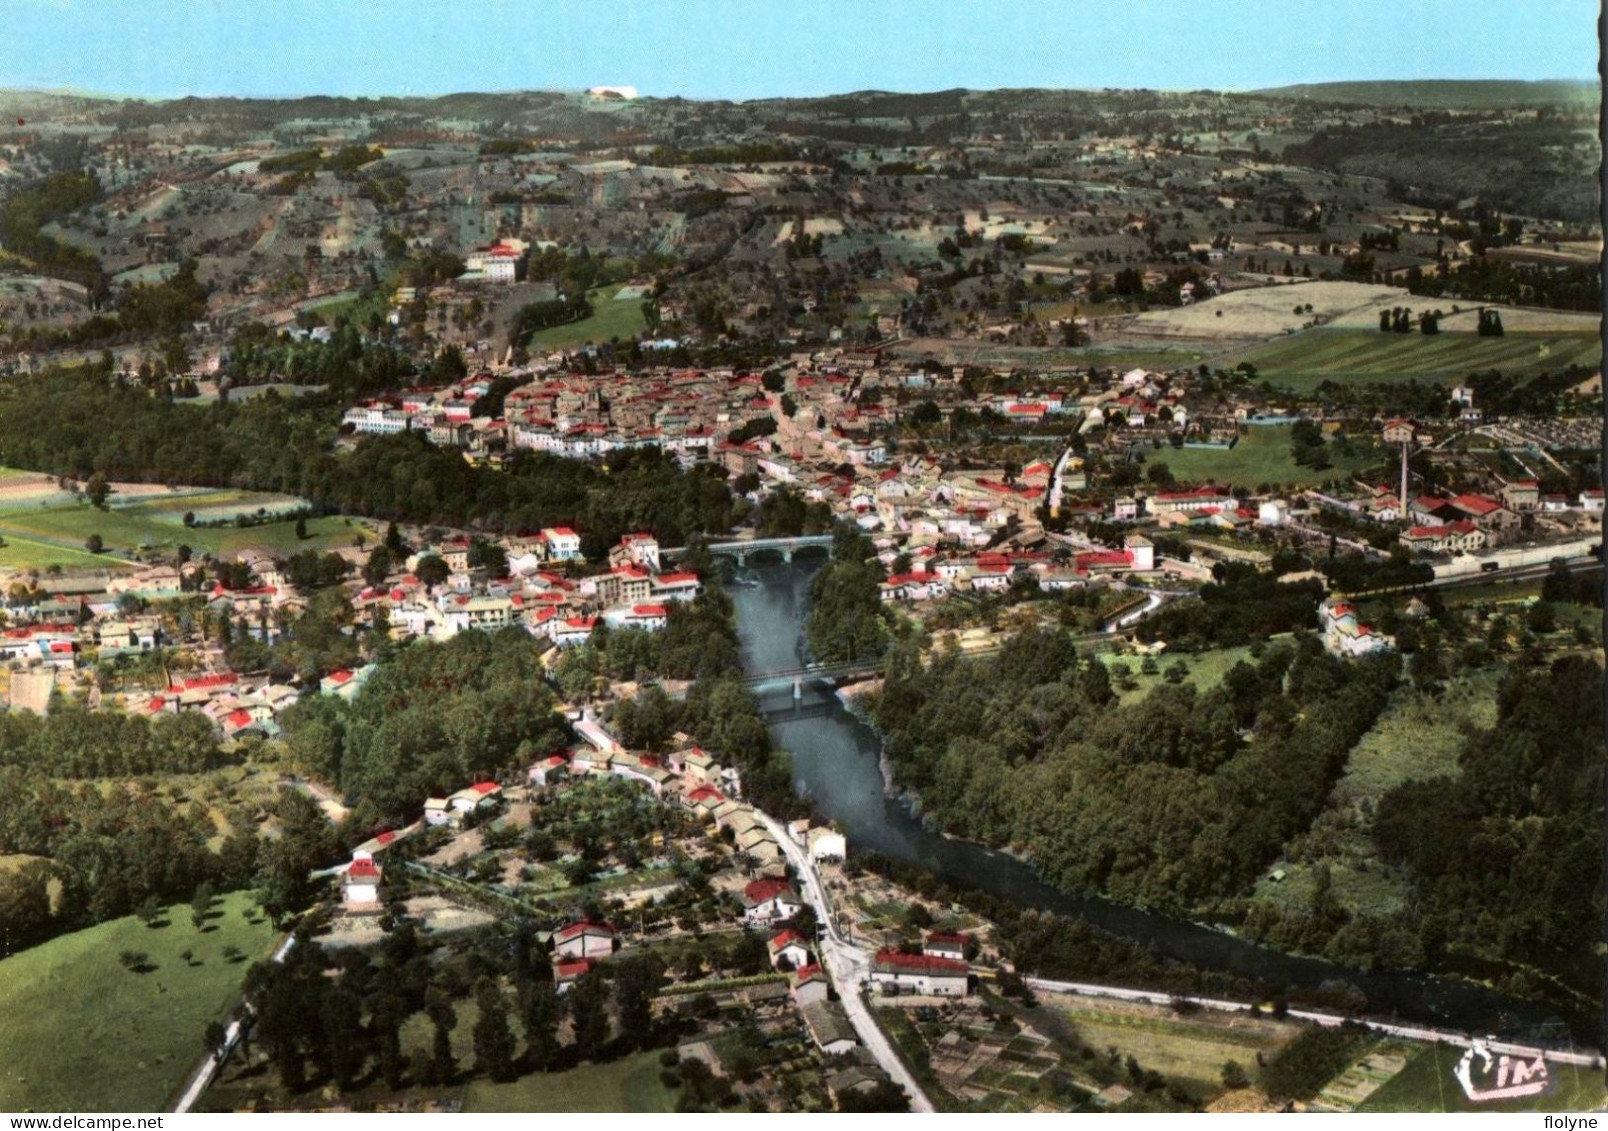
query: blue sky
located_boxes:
[2,0,1599,100]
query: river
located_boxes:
[727,557,1577,1039]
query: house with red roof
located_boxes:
[1449,494,1519,536]
[448,780,504,814]
[869,949,970,996]
[554,920,619,960]
[343,852,383,910]
[649,571,702,603]
[527,751,571,788]
[1146,486,1238,517]
[1400,519,1486,555]
[768,929,812,970]
[741,878,803,925]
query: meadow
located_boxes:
[462,1049,678,1113]
[0,891,276,1113]
[1101,644,1254,704]
[0,489,375,567]
[1049,995,1293,1088]
[529,285,649,350]
[1146,425,1382,491]
[1233,329,1601,392]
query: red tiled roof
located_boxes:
[873,949,968,974]
[744,878,796,905]
[555,919,617,942]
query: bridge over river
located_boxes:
[665,533,835,566]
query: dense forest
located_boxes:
[804,525,889,663]
[871,618,1604,999]
[0,364,738,557]
[1370,658,1602,980]
[282,629,571,824]
[872,627,1395,913]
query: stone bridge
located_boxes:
[667,533,836,566]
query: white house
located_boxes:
[541,527,584,562]
[553,920,619,960]
[768,929,812,970]
[342,853,383,909]
[869,949,970,996]
[741,878,804,925]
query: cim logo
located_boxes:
[1455,1040,1550,1102]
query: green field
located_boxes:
[0,892,277,1113]
[0,532,133,571]
[462,1049,678,1113]
[1101,644,1254,703]
[0,496,373,565]
[1237,329,1601,391]
[529,285,649,350]
[1147,425,1382,490]
[1358,1043,1606,1113]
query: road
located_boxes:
[755,810,936,1113]
[172,933,297,1113]
[1022,977,1604,1070]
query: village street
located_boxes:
[755,810,937,1113]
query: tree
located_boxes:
[472,977,518,1082]
[414,554,450,588]
[569,972,611,1058]
[204,1019,229,1062]
[86,472,109,509]
[85,533,104,553]
[1222,1060,1251,1089]
[469,539,508,579]
[295,515,309,540]
[612,957,663,1050]
[0,862,54,955]
[521,978,562,1070]
[362,544,393,588]
[423,991,458,1085]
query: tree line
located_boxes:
[0,365,741,559]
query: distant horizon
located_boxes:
[0,76,1599,106]
[0,0,1598,103]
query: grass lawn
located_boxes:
[462,1050,678,1113]
[1357,1042,1607,1112]
[1053,998,1291,1087]
[1147,425,1382,491]
[0,532,134,571]
[1101,645,1254,704]
[529,286,648,350]
[0,891,277,1113]
[0,498,373,561]
[1236,329,1601,392]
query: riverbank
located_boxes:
[726,558,1588,1042]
